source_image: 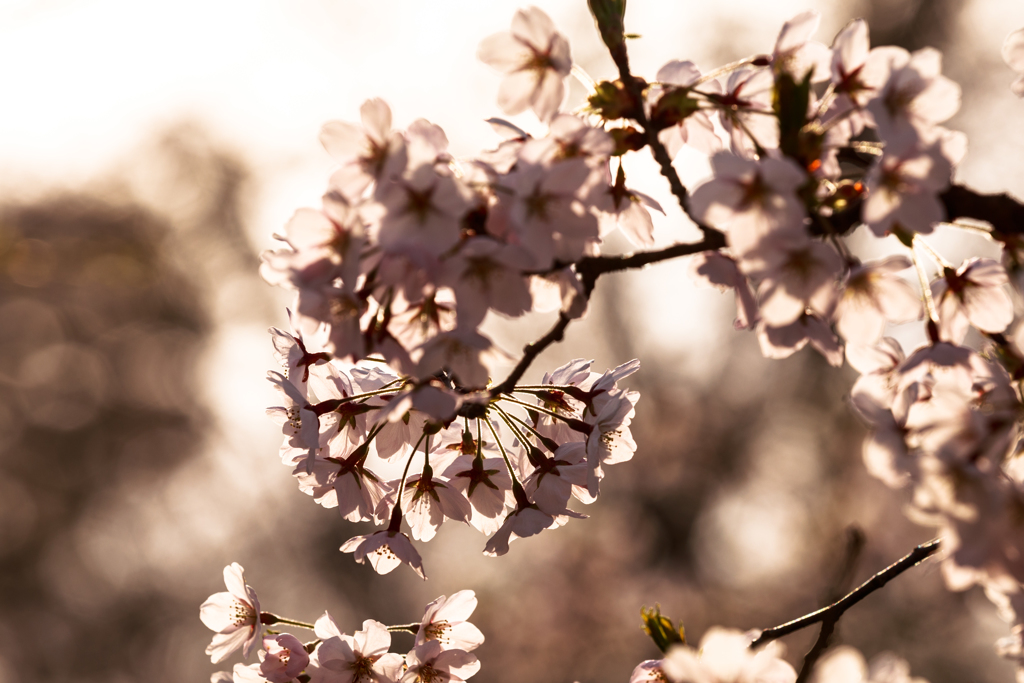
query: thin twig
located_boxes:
[795,619,836,683]
[576,235,725,290]
[604,26,725,245]
[489,312,571,397]
[750,538,941,649]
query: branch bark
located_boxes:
[750,538,941,650]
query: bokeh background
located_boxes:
[2,0,1024,681]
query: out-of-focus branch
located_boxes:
[750,539,941,650]
[941,184,1024,238]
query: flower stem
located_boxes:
[260,613,317,630]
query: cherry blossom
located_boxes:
[200,563,263,663]
[476,6,572,123]
[757,313,843,366]
[689,251,759,330]
[415,590,485,652]
[835,257,922,345]
[809,646,929,683]
[931,258,1014,343]
[401,641,480,683]
[339,528,427,579]
[661,627,795,683]
[308,616,403,683]
[653,61,722,157]
[861,141,951,238]
[320,98,407,201]
[1003,28,1024,97]
[401,465,473,542]
[866,47,961,146]
[690,154,807,259]
[770,10,831,81]
[260,634,310,683]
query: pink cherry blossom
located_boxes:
[439,237,534,328]
[866,47,961,147]
[200,563,263,663]
[771,10,831,81]
[339,529,426,579]
[809,646,929,683]
[756,313,843,366]
[653,61,722,157]
[320,98,407,201]
[709,68,778,153]
[862,141,951,238]
[931,258,1014,343]
[442,453,514,535]
[752,240,842,327]
[260,634,310,683]
[690,154,807,259]
[402,641,480,683]
[401,466,473,542]
[689,251,759,330]
[415,590,485,652]
[308,616,403,683]
[661,627,795,683]
[477,7,572,123]
[1003,28,1024,97]
[835,256,922,345]
[629,660,667,683]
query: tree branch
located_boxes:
[576,233,726,291]
[489,312,571,397]
[941,184,1024,239]
[750,538,941,649]
[604,24,724,245]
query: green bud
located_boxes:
[773,69,812,164]
[650,88,700,131]
[640,605,685,653]
[588,0,627,52]
[587,80,643,121]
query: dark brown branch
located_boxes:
[789,528,866,683]
[750,538,941,649]
[576,234,726,291]
[604,24,724,245]
[941,184,1024,238]
[488,312,571,397]
[794,618,836,683]
[485,232,724,397]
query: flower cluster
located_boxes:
[660,11,1024,677]
[236,3,1024,682]
[268,324,639,577]
[202,564,483,683]
[629,628,929,683]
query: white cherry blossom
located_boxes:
[1003,28,1024,97]
[416,590,485,652]
[339,528,427,579]
[200,563,263,663]
[477,6,572,123]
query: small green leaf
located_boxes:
[640,605,685,653]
